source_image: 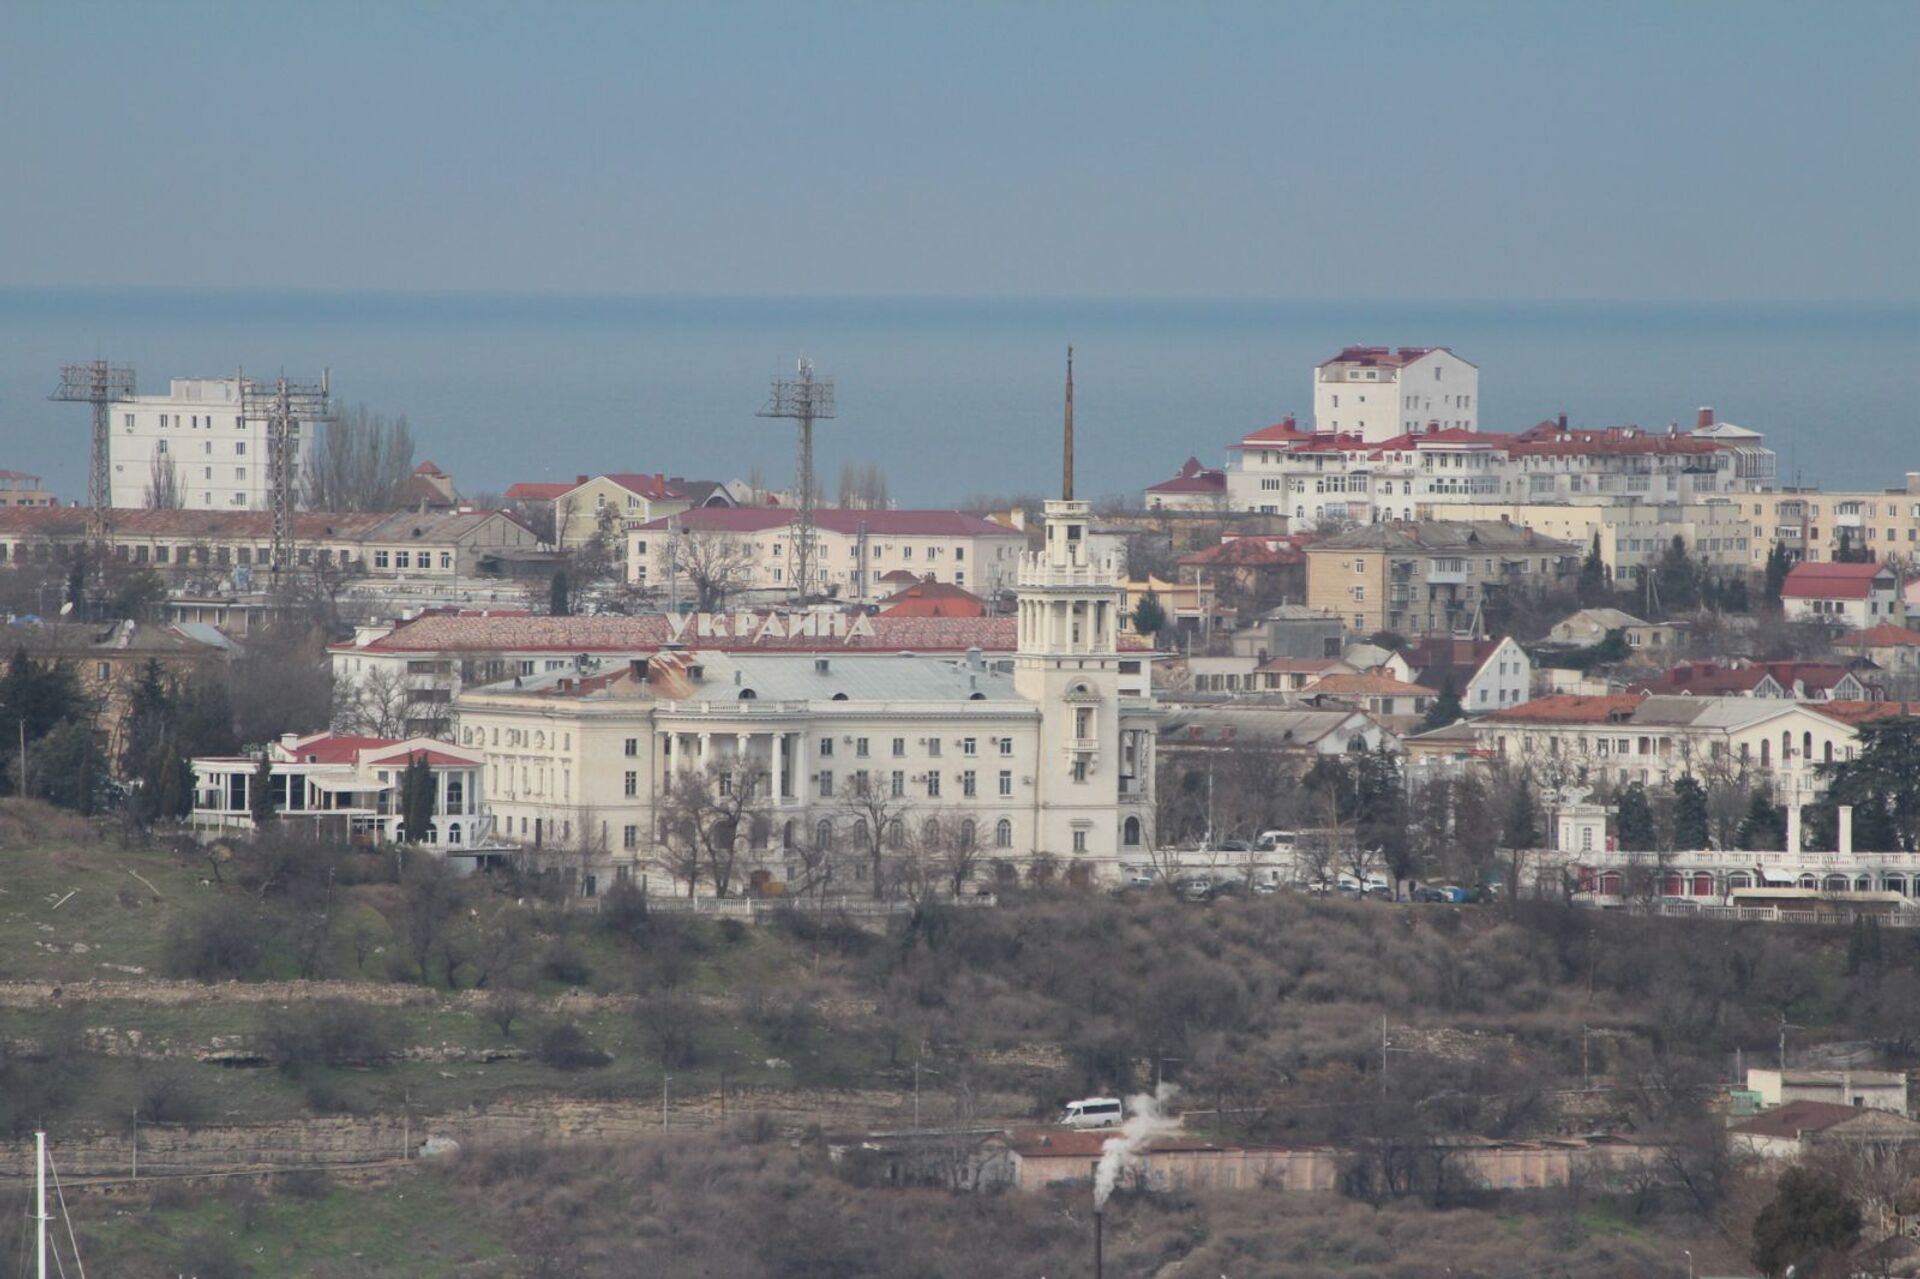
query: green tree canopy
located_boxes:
[1816,716,1920,851]
[1501,778,1540,849]
[1670,774,1710,850]
[1750,1165,1860,1278]
[1614,782,1657,852]
[1132,590,1167,638]
[1420,674,1463,732]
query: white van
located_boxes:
[1056,1097,1124,1129]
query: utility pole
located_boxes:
[662,1074,671,1130]
[240,369,331,584]
[50,359,135,580]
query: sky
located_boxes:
[3,0,1917,303]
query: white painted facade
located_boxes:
[109,378,312,511]
[1314,347,1478,442]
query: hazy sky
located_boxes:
[3,0,1917,301]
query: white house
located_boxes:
[190,732,490,853]
[1314,346,1479,442]
[1781,560,1900,629]
[108,377,315,511]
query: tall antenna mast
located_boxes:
[1062,346,1075,501]
[50,359,136,573]
[241,369,332,582]
[758,359,835,604]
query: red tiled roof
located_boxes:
[1811,700,1920,726]
[1364,429,1511,453]
[1254,657,1345,675]
[413,460,443,475]
[1485,694,1646,724]
[1508,425,1721,458]
[879,597,986,618]
[1626,663,1775,696]
[1230,416,1310,448]
[1729,1100,1878,1140]
[1782,561,1892,600]
[1839,624,1920,649]
[1147,457,1227,494]
[880,580,982,604]
[505,482,573,501]
[1307,672,1435,697]
[596,473,683,501]
[1318,345,1448,369]
[634,508,1023,538]
[1003,1127,1298,1160]
[1178,538,1304,568]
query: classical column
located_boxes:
[772,732,787,800]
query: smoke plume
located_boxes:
[1093,1084,1182,1207]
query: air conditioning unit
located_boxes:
[1020,776,1033,786]
[842,736,855,744]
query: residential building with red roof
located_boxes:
[876,579,987,619]
[190,731,489,852]
[626,507,1028,604]
[1143,457,1227,511]
[1314,346,1479,442]
[1781,560,1899,629]
[1836,623,1920,677]
[1401,634,1532,713]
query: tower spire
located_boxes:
[1062,346,1075,501]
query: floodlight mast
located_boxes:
[50,360,137,570]
[757,360,835,604]
[240,369,332,581]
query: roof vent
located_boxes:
[815,657,831,675]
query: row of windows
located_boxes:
[814,768,1018,799]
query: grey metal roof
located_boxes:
[704,652,1024,703]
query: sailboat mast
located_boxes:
[36,1130,48,1279]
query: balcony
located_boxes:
[1425,564,1468,584]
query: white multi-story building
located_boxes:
[1780,561,1900,629]
[452,499,1161,893]
[109,377,314,511]
[1314,346,1479,442]
[628,509,1030,604]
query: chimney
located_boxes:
[1557,413,1569,431]
[576,475,588,485]
[1786,803,1802,854]
[1838,804,1854,855]
[656,472,666,492]
[1697,406,1715,430]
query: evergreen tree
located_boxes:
[1762,540,1793,614]
[1720,573,1750,614]
[1671,774,1710,849]
[399,753,436,843]
[1615,782,1657,851]
[248,753,278,827]
[0,649,88,796]
[1501,778,1540,849]
[34,719,107,814]
[1834,527,1874,563]
[1750,1166,1860,1278]
[1737,788,1786,850]
[1818,716,1920,851]
[120,659,174,779]
[549,569,572,617]
[1356,745,1412,885]
[1653,536,1699,613]
[1577,533,1609,606]
[1421,674,1464,732]
[1132,590,1167,638]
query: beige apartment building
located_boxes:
[1436,500,1753,583]
[629,509,1030,605]
[1745,480,1920,570]
[1305,520,1579,637]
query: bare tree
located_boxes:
[838,769,918,900]
[306,404,416,512]
[337,665,412,738]
[145,453,182,510]
[836,462,890,511]
[656,761,766,897]
[662,524,755,612]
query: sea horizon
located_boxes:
[3,287,1916,507]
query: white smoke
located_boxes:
[1093,1084,1182,1208]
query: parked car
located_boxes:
[1175,877,1215,902]
[1210,879,1247,900]
[1251,881,1280,897]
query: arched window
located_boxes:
[1782,730,1792,760]
[1348,736,1368,753]
[1123,815,1142,848]
[959,819,976,850]
[1824,741,1834,764]
[782,820,795,850]
[738,688,757,700]
[1760,738,1771,767]
[886,819,905,850]
[995,818,1013,849]
[814,819,833,852]
[832,692,849,701]
[1803,731,1812,760]
[851,817,869,849]
[923,818,941,848]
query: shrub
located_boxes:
[178,1231,253,1279]
[261,1000,396,1072]
[541,939,593,986]
[536,1022,611,1070]
[135,1066,207,1125]
[164,896,269,981]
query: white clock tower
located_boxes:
[1016,349,1134,870]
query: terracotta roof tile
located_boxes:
[1484,694,1646,724]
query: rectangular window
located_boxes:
[819,736,834,758]
[395,551,410,569]
[890,770,905,798]
[927,737,942,757]
[623,825,639,850]
[374,550,389,569]
[624,738,638,756]
[235,441,245,456]
[925,771,941,798]
[999,738,1014,756]
[962,770,977,797]
[623,771,638,797]
[1072,829,1088,852]
[818,771,834,798]
[892,737,906,757]
[962,737,977,756]
[998,770,1013,797]
[855,737,869,758]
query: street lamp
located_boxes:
[1683,1247,1693,1279]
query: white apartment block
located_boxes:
[109,378,313,511]
[1314,346,1479,442]
[453,499,1160,893]
[629,509,1029,604]
[1438,500,1755,582]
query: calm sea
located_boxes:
[1,290,1915,506]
